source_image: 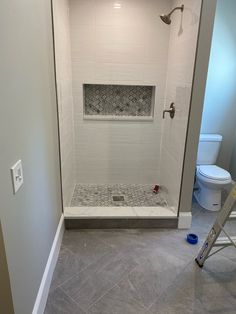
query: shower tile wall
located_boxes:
[69,0,172,184]
[160,0,202,209]
[53,0,75,206]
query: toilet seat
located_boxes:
[199,165,231,181]
[197,165,231,184]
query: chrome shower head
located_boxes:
[160,4,184,25]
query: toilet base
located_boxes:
[194,181,221,211]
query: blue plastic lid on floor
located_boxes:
[186,233,198,245]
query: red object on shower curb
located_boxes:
[153,185,160,194]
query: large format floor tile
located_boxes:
[44,288,85,314]
[88,284,147,314]
[45,200,236,314]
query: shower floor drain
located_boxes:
[113,196,125,202]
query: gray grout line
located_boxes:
[85,281,120,312]
[58,286,86,313]
[88,252,149,311]
[56,233,148,312]
[145,258,196,312]
[53,249,194,314]
[59,267,119,313]
[88,282,148,313]
[51,231,116,291]
[86,259,152,313]
[55,248,116,291]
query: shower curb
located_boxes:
[65,217,178,229]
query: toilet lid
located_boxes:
[199,165,231,181]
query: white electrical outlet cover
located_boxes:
[11,160,24,194]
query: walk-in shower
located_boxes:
[52,0,202,227]
[160,4,184,25]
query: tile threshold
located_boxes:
[64,206,177,219]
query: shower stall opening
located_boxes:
[52,0,202,227]
[67,183,172,219]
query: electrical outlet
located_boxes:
[11,160,24,194]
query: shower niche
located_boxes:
[83,84,155,121]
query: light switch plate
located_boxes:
[11,160,24,194]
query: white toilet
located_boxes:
[194,134,231,211]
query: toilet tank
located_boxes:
[196,134,222,165]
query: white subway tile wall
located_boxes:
[53,0,75,206]
[160,0,202,210]
[69,0,172,185]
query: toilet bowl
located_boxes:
[194,165,231,211]
[194,134,231,211]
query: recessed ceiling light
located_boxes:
[114,2,121,9]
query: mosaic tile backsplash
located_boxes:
[84,84,154,117]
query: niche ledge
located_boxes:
[83,115,154,122]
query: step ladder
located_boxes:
[195,184,236,267]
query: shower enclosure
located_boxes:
[52,0,203,228]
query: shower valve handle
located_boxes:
[163,103,175,119]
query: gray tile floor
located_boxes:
[45,199,236,314]
[71,184,168,207]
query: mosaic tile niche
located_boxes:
[83,84,155,119]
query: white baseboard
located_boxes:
[178,212,192,229]
[32,214,64,314]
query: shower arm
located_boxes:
[168,5,184,17]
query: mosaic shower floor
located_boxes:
[70,184,168,207]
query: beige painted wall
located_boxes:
[201,0,236,171]
[0,222,14,314]
[230,133,236,180]
[0,0,62,313]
